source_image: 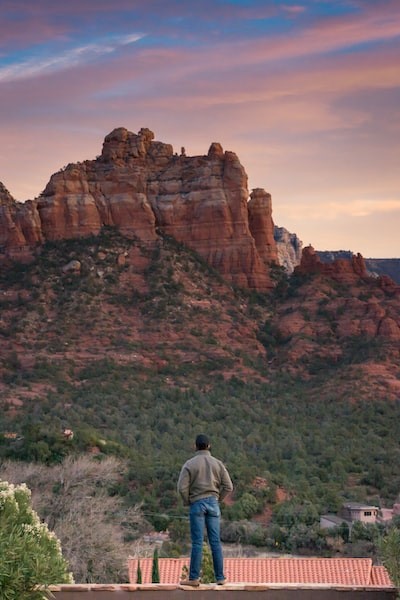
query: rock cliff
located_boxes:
[268,245,400,374]
[0,183,43,262]
[274,226,303,273]
[318,251,400,285]
[295,245,368,284]
[0,127,278,291]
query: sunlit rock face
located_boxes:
[0,128,278,291]
[248,188,278,267]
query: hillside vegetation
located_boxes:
[1,228,400,577]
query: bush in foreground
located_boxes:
[0,480,73,600]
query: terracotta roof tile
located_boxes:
[370,566,394,587]
[128,557,393,588]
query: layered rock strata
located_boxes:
[248,188,278,266]
[0,128,278,291]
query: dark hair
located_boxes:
[195,434,210,450]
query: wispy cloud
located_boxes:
[342,199,400,218]
[280,198,400,221]
[213,3,400,69]
[0,33,144,82]
[1,0,399,257]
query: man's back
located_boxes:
[178,449,233,505]
[178,434,233,586]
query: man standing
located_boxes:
[177,434,233,586]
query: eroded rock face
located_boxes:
[0,183,43,260]
[269,245,400,368]
[295,245,368,284]
[0,127,276,290]
[274,226,303,273]
[248,188,278,266]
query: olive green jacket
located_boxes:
[177,450,233,506]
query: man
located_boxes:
[177,434,233,586]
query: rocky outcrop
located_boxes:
[318,251,400,285]
[0,127,276,291]
[295,245,368,284]
[274,226,303,273]
[0,183,43,261]
[248,188,278,266]
[269,245,400,368]
[0,182,14,204]
[37,128,160,243]
[143,139,273,290]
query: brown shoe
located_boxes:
[180,579,200,587]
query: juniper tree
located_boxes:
[152,547,160,583]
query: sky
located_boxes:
[1,0,399,258]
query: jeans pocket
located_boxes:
[206,500,221,518]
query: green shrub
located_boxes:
[0,480,73,599]
[378,527,400,590]
[151,547,160,583]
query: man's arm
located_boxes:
[219,464,233,502]
[177,465,190,505]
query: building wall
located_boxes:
[352,509,378,524]
[340,506,378,524]
[50,585,397,600]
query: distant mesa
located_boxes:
[317,250,400,285]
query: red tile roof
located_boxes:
[128,557,393,588]
[371,566,394,587]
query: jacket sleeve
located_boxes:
[177,465,190,506]
[219,463,233,501]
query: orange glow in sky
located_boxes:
[1,0,399,257]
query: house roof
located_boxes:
[343,502,379,510]
[320,514,350,526]
[128,557,393,588]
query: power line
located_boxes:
[143,512,188,520]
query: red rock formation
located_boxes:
[378,275,399,295]
[248,188,278,266]
[268,244,400,367]
[145,139,272,290]
[0,127,276,291]
[295,245,368,284]
[0,183,43,261]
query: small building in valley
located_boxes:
[340,502,379,524]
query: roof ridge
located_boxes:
[366,559,373,585]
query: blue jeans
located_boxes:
[189,496,224,582]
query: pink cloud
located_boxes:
[210,2,400,69]
[280,5,306,15]
[1,1,399,258]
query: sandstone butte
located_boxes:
[0,126,396,294]
[0,127,280,291]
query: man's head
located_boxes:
[195,434,210,450]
